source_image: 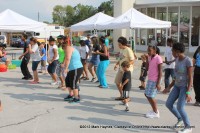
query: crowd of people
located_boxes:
[1,32,200,133]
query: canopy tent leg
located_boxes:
[133,29,136,53]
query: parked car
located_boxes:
[0,35,7,48]
[10,38,18,47]
[12,39,22,48]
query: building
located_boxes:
[114,0,200,52]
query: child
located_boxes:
[139,55,147,90]
[39,42,47,74]
[163,43,193,133]
[144,45,163,118]
[120,61,132,112]
[0,45,10,67]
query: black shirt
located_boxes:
[122,71,132,91]
[99,45,109,61]
[23,41,30,58]
[141,62,147,77]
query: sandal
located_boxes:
[30,81,39,84]
[58,85,65,89]
[80,76,86,79]
[115,97,124,100]
[83,77,89,80]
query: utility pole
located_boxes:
[38,11,40,22]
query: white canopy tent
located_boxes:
[70,12,114,32]
[96,8,171,52]
[0,9,47,32]
[96,8,171,29]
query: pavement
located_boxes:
[0,48,199,133]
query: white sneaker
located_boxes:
[174,120,184,128]
[51,81,58,85]
[146,110,160,118]
[178,128,192,133]
[145,110,154,117]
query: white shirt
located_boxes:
[31,44,41,61]
[80,45,89,59]
[164,46,175,69]
[49,44,59,60]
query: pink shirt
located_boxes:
[148,54,163,82]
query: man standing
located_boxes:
[19,34,33,80]
[164,38,175,91]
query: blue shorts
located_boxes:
[48,60,58,74]
[145,80,158,98]
[32,61,40,71]
[0,57,7,62]
[90,58,100,67]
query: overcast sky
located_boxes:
[0,0,109,22]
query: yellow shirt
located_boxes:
[118,47,135,71]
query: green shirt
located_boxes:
[58,46,65,63]
[72,36,80,46]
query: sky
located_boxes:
[0,0,109,22]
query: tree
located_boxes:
[98,0,114,16]
[73,4,97,24]
[52,5,66,26]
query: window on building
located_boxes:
[180,6,190,47]
[157,7,167,46]
[168,7,178,43]
[192,6,200,46]
[147,8,155,45]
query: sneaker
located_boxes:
[125,107,129,112]
[95,80,99,83]
[174,120,184,129]
[51,81,58,85]
[91,77,96,82]
[178,128,192,133]
[194,101,200,106]
[22,77,27,80]
[69,98,80,104]
[146,110,160,118]
[64,95,74,101]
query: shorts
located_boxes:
[32,61,40,71]
[81,59,87,65]
[139,76,147,82]
[47,60,58,74]
[122,90,130,99]
[56,62,66,77]
[65,67,83,89]
[90,58,100,67]
[41,60,46,67]
[0,57,7,62]
[115,70,124,84]
[145,80,158,98]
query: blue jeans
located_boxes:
[165,69,175,88]
[166,86,190,128]
[96,60,110,88]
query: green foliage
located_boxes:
[52,0,113,27]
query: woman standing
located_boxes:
[95,36,110,88]
[63,45,83,103]
[29,37,41,84]
[88,37,100,82]
[80,40,90,80]
[48,36,59,85]
[114,37,135,100]
[163,43,193,133]
[193,46,200,106]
